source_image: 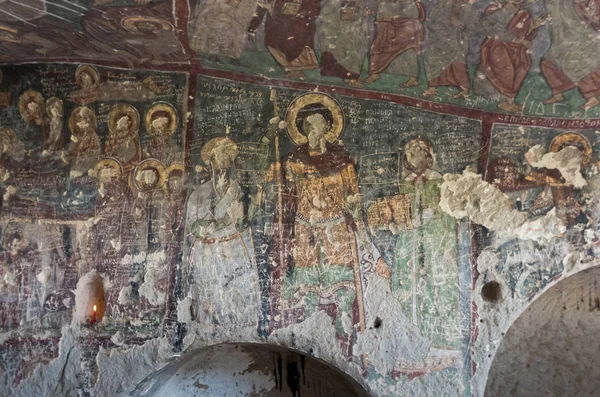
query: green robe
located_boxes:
[392,171,461,350]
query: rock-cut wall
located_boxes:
[1,0,600,395]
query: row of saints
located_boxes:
[184,92,461,357]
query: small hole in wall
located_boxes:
[373,317,383,329]
[482,281,502,303]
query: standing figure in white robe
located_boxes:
[185,137,261,327]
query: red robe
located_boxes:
[250,0,321,64]
[368,2,425,75]
[479,5,533,98]
[541,0,600,99]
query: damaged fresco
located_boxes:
[0,63,188,393]
[0,0,600,394]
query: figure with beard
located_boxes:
[185,137,261,328]
[269,94,365,356]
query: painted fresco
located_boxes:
[477,125,600,299]
[181,76,481,393]
[0,0,188,65]
[190,0,600,118]
[0,63,188,339]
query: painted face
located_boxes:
[306,114,327,150]
[99,167,118,182]
[49,103,61,118]
[7,234,23,253]
[212,146,234,170]
[27,102,42,121]
[167,175,183,195]
[405,143,431,173]
[141,168,158,187]
[81,73,94,88]
[116,115,132,132]
[136,21,160,33]
[76,110,91,133]
[152,116,169,132]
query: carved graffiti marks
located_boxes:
[0,64,187,337]
[185,76,481,391]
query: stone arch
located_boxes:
[129,343,371,397]
[485,265,600,396]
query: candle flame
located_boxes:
[93,305,97,311]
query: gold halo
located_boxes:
[133,158,166,192]
[121,16,173,32]
[18,90,45,123]
[284,93,344,146]
[45,97,63,117]
[166,163,185,178]
[92,157,123,179]
[69,106,97,136]
[145,103,178,136]
[200,136,238,164]
[550,132,593,165]
[108,104,140,136]
[75,65,100,87]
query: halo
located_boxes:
[92,157,123,179]
[550,132,593,165]
[121,16,173,32]
[133,158,166,192]
[166,162,185,178]
[200,136,238,164]
[145,103,178,136]
[108,104,140,136]
[45,97,63,117]
[75,65,100,88]
[69,106,97,136]
[284,93,344,146]
[18,90,45,123]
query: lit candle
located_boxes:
[92,305,97,324]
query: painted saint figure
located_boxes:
[475,0,547,113]
[250,0,321,78]
[317,0,371,88]
[365,0,425,87]
[44,97,63,155]
[392,138,461,349]
[270,94,364,354]
[190,0,259,59]
[422,0,479,99]
[541,0,600,110]
[18,90,46,144]
[186,137,261,327]
[105,104,142,172]
[144,103,181,165]
[65,106,101,177]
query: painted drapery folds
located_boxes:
[0,64,187,383]
[1,3,600,392]
[190,0,600,118]
[179,76,480,394]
